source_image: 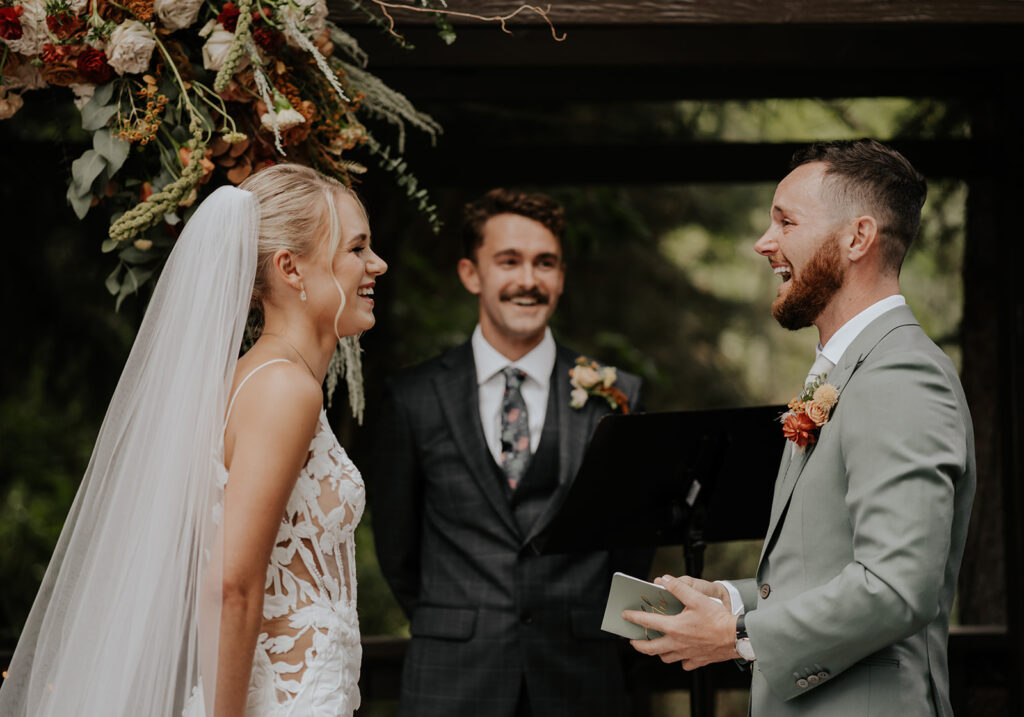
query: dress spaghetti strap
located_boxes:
[224,358,292,427]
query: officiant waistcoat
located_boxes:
[497,379,560,537]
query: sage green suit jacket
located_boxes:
[735,304,975,716]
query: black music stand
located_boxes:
[538,405,786,717]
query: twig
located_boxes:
[367,1,565,42]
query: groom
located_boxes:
[625,139,975,716]
[368,188,647,716]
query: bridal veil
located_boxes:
[0,186,259,716]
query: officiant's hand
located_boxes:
[623,575,739,670]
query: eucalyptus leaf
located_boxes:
[71,149,107,190]
[115,266,154,310]
[101,238,120,253]
[118,246,160,263]
[81,101,119,131]
[92,81,116,106]
[93,129,130,174]
[67,183,94,220]
[105,264,122,295]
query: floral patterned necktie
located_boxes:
[500,367,531,490]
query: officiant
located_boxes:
[366,188,650,717]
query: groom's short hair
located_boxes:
[462,188,565,261]
[791,139,927,273]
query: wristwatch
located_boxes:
[735,613,756,662]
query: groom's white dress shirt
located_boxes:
[472,324,556,465]
[718,294,908,657]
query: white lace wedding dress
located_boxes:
[186,359,365,716]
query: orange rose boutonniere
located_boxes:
[569,356,630,414]
[781,376,839,450]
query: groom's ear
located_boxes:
[846,215,880,264]
[457,257,482,295]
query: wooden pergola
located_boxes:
[330,1,1024,713]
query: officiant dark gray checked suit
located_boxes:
[367,189,648,717]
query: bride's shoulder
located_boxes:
[228,355,322,428]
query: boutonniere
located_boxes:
[569,356,630,414]
[781,376,839,450]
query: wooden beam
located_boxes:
[334,24,1022,70]
[353,64,998,103]
[330,1,1024,25]
[392,139,981,187]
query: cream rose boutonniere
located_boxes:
[569,356,629,413]
[781,376,839,450]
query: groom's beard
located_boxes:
[772,233,845,331]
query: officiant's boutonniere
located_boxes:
[569,356,630,414]
[781,376,839,450]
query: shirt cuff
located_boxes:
[715,580,745,616]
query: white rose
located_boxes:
[106,20,156,75]
[201,22,240,72]
[0,88,24,120]
[570,388,589,410]
[572,366,602,389]
[69,0,89,12]
[261,108,306,131]
[154,0,204,31]
[70,83,96,111]
[4,0,47,57]
[601,366,617,388]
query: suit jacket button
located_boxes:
[759,584,771,599]
[807,674,819,685]
[796,678,808,689]
[817,671,829,680]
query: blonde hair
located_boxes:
[239,163,365,337]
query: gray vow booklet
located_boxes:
[601,572,685,640]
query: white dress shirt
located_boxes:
[472,325,556,466]
[817,294,906,368]
[717,294,909,657]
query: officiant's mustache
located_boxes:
[500,288,550,304]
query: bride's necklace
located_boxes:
[261,333,318,380]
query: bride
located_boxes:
[0,164,387,716]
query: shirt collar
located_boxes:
[818,294,907,365]
[472,325,556,387]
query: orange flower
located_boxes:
[782,412,817,449]
[604,386,630,415]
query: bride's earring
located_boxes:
[300,284,307,302]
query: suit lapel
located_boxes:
[758,305,921,563]
[523,345,596,546]
[433,342,521,539]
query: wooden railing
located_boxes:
[0,626,1008,713]
[358,625,1009,714]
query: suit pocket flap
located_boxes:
[571,607,613,640]
[411,606,478,640]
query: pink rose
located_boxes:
[804,401,831,427]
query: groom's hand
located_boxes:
[623,575,739,670]
[663,575,733,613]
